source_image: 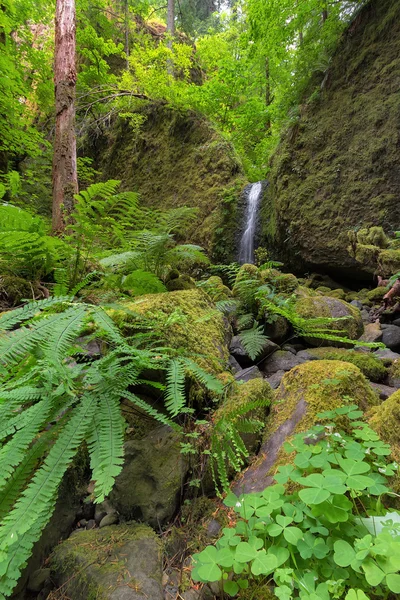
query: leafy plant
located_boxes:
[0,297,223,598]
[192,404,400,598]
[238,323,270,361]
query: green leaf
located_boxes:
[250,549,277,576]
[333,540,356,567]
[223,580,239,596]
[386,573,400,593]
[362,559,385,586]
[312,495,352,523]
[235,542,258,563]
[283,526,303,545]
[345,590,370,600]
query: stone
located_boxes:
[369,390,400,464]
[228,355,241,374]
[374,348,400,363]
[359,322,383,344]
[296,347,387,382]
[99,512,119,528]
[369,383,397,400]
[51,523,163,600]
[388,360,400,388]
[110,426,188,527]
[265,370,286,390]
[264,316,290,344]
[351,300,364,310]
[360,309,371,322]
[261,350,305,375]
[233,361,379,494]
[229,335,279,368]
[295,292,364,346]
[86,519,96,530]
[382,325,400,352]
[95,511,107,526]
[234,366,263,382]
[27,569,51,593]
[393,318,400,327]
[206,519,222,538]
[282,344,297,354]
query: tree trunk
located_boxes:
[265,57,271,132]
[167,0,175,48]
[52,0,78,234]
[123,0,129,68]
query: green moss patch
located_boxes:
[305,347,387,382]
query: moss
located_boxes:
[325,288,346,300]
[261,0,400,276]
[238,584,275,599]
[213,378,273,422]
[295,293,363,341]
[84,103,245,260]
[368,391,400,463]
[165,276,196,291]
[315,286,332,294]
[0,275,38,307]
[268,360,379,437]
[199,276,232,302]
[260,269,299,294]
[305,347,387,382]
[367,286,388,302]
[388,360,400,382]
[378,249,400,277]
[109,289,228,374]
[233,263,261,285]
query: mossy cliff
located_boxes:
[262,0,400,278]
[85,102,245,260]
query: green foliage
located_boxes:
[238,323,269,361]
[192,404,400,598]
[0,297,223,597]
[0,205,70,280]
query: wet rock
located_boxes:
[51,523,163,600]
[229,335,278,368]
[350,300,364,310]
[393,317,400,327]
[281,344,297,354]
[360,309,371,322]
[234,366,262,382]
[27,569,51,593]
[100,512,119,528]
[388,360,400,388]
[261,350,305,375]
[228,355,241,373]
[233,361,379,495]
[86,519,96,530]
[369,383,397,400]
[381,326,400,351]
[265,370,286,390]
[110,426,188,527]
[206,519,221,539]
[359,322,383,344]
[374,348,400,363]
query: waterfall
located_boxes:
[239,181,263,264]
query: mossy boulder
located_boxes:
[369,391,400,463]
[51,523,163,600]
[295,292,364,345]
[298,347,387,382]
[110,426,188,526]
[234,361,379,494]
[165,274,196,291]
[259,269,299,294]
[199,276,232,302]
[232,263,261,292]
[0,275,38,307]
[388,360,400,387]
[109,289,229,375]
[85,102,245,259]
[366,287,388,302]
[260,0,400,277]
[378,249,400,278]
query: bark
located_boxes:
[167,0,175,48]
[52,0,78,234]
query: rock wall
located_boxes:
[262,0,400,279]
[84,102,245,260]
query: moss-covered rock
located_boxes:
[388,360,400,387]
[165,274,196,291]
[199,276,232,302]
[378,249,400,278]
[366,286,388,302]
[300,347,387,382]
[259,268,299,294]
[234,361,379,494]
[109,289,229,375]
[0,275,38,307]
[369,391,400,463]
[295,292,364,344]
[260,0,400,277]
[325,288,346,300]
[84,103,245,260]
[51,523,163,600]
[110,426,188,526]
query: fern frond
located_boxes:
[0,297,72,331]
[165,359,186,417]
[238,324,269,361]
[180,358,224,395]
[87,395,125,502]
[0,394,96,597]
[123,391,179,430]
[42,306,87,361]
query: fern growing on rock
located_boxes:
[0,297,222,598]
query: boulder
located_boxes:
[388,360,400,388]
[109,289,229,376]
[51,523,163,600]
[374,348,400,363]
[369,390,400,463]
[234,366,263,382]
[110,426,188,526]
[296,347,387,382]
[265,370,286,390]
[381,325,400,352]
[295,292,363,346]
[261,350,306,375]
[369,383,397,401]
[200,276,232,302]
[359,322,383,344]
[233,361,379,494]
[228,354,241,373]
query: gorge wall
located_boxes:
[262,0,400,280]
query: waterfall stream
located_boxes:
[239,181,263,264]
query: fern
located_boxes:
[238,323,270,360]
[165,359,186,417]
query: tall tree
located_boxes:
[52,0,78,233]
